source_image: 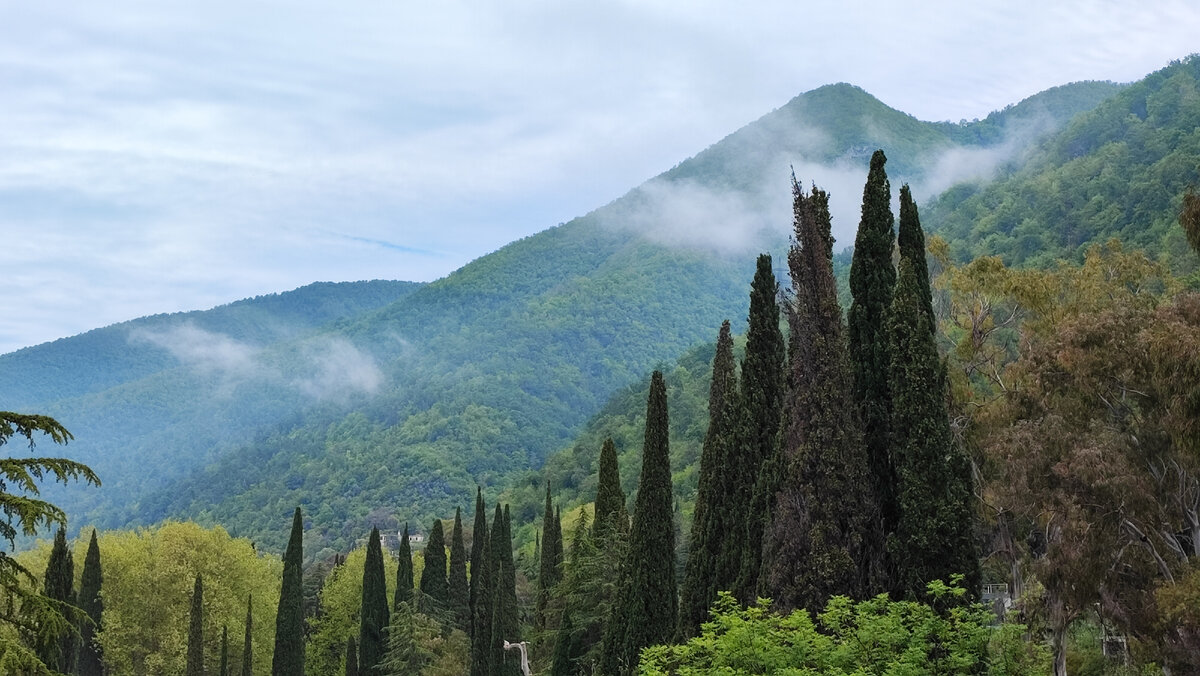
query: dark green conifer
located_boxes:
[186,575,204,676]
[241,596,253,676]
[380,601,421,674]
[604,371,676,675]
[469,497,493,676]
[848,150,897,591]
[592,438,627,536]
[493,505,520,676]
[888,256,981,600]
[679,320,739,638]
[272,507,305,676]
[449,508,471,632]
[897,184,935,333]
[40,527,75,673]
[536,482,564,630]
[730,255,787,604]
[345,636,358,676]
[394,524,413,611]
[77,528,104,676]
[550,609,576,676]
[762,178,880,613]
[219,625,230,676]
[552,506,564,578]
[419,519,448,612]
[359,526,390,674]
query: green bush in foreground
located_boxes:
[639,579,1050,676]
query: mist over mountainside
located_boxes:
[3,74,1140,556]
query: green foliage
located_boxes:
[679,320,737,638]
[272,507,305,676]
[640,580,1049,676]
[359,527,390,674]
[344,637,357,676]
[536,482,563,632]
[306,544,398,676]
[394,525,413,611]
[492,505,520,676]
[241,596,253,676]
[448,509,470,634]
[468,495,492,676]
[592,439,628,536]
[38,527,75,673]
[76,528,103,676]
[418,520,447,614]
[605,371,677,675]
[186,575,204,676]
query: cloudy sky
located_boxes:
[2,1,1197,353]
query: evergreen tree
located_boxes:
[762,178,880,613]
[186,575,204,676]
[592,438,627,536]
[493,505,520,676]
[550,609,576,676]
[272,507,305,676]
[603,371,677,676]
[345,636,358,676]
[40,527,75,673]
[888,256,981,600]
[241,596,253,676]
[679,320,739,638]
[76,528,103,676]
[848,149,898,592]
[380,601,424,675]
[730,255,787,604]
[419,518,448,613]
[536,482,564,630]
[552,506,564,572]
[897,184,935,333]
[449,508,471,632]
[469,488,488,638]
[394,524,413,611]
[359,526,390,674]
[469,498,493,676]
[219,625,230,676]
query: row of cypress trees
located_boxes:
[37,527,104,675]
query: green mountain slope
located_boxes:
[125,80,1122,557]
[926,55,1200,276]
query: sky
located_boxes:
[2,1,1198,354]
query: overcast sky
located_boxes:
[2,1,1198,353]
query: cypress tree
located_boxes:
[898,184,935,333]
[847,149,897,593]
[419,518,448,612]
[550,609,576,676]
[77,528,103,676]
[536,482,563,630]
[679,320,738,638]
[604,371,676,676]
[488,504,507,675]
[272,507,305,676]
[762,177,880,613]
[241,596,253,676]
[449,508,471,632]
[394,524,414,611]
[888,256,981,600]
[469,498,493,676]
[186,575,204,676]
[730,255,787,604]
[359,526,390,674]
[40,527,75,673]
[345,637,358,676]
[592,438,627,536]
[493,505,521,676]
[552,506,564,569]
[219,625,230,676]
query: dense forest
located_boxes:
[5,56,1200,674]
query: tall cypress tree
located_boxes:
[550,609,576,676]
[419,519,448,612]
[679,320,738,638]
[241,596,253,676]
[272,507,305,676]
[40,527,75,673]
[488,504,507,675]
[394,524,414,611]
[898,184,935,333]
[77,528,104,676]
[493,505,521,676]
[359,526,390,674]
[730,255,787,604]
[345,636,358,676]
[219,625,230,676]
[536,482,564,630]
[847,150,897,593]
[469,497,492,676]
[592,438,627,536]
[449,508,471,632]
[186,575,204,676]
[603,371,676,676]
[888,256,981,600]
[762,178,880,613]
